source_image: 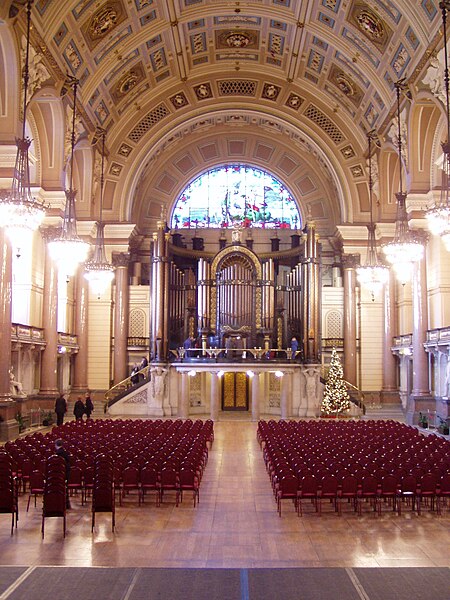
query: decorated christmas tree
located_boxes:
[321,347,351,416]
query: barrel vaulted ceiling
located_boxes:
[6,0,444,242]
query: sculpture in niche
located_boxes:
[9,367,26,397]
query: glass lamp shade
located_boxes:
[48,237,90,278]
[356,264,390,300]
[383,241,424,285]
[426,205,450,236]
[84,264,115,298]
[84,222,115,297]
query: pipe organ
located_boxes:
[150,218,322,361]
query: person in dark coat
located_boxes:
[73,397,86,421]
[84,391,94,419]
[54,394,67,426]
[55,439,71,509]
[139,356,148,381]
[130,364,139,385]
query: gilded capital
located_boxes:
[112,252,130,268]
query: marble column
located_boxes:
[251,372,260,422]
[342,254,358,386]
[0,230,17,440]
[280,372,291,419]
[411,248,429,397]
[40,234,59,397]
[300,220,321,362]
[210,372,219,421]
[381,269,398,401]
[178,372,189,419]
[150,214,169,361]
[72,268,89,392]
[112,253,129,385]
[0,230,12,399]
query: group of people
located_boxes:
[130,356,149,385]
[54,391,94,426]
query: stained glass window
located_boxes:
[170,165,301,229]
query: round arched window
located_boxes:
[170,165,301,229]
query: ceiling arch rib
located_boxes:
[122,109,353,237]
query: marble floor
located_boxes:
[0,418,449,569]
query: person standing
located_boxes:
[54,394,67,426]
[290,336,299,358]
[84,391,94,419]
[73,396,86,421]
[130,363,139,385]
[139,356,148,381]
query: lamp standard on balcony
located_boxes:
[356,130,389,301]
[0,0,47,257]
[383,79,424,284]
[48,76,90,278]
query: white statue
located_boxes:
[20,35,50,105]
[423,50,446,106]
[445,361,450,397]
[304,368,317,403]
[9,367,26,397]
[151,367,167,401]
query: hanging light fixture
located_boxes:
[426,1,450,249]
[383,79,424,284]
[84,127,115,298]
[357,131,389,301]
[48,76,90,278]
[0,0,47,257]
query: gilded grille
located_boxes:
[304,104,344,144]
[218,79,257,96]
[128,103,170,143]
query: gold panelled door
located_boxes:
[222,372,249,411]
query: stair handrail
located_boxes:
[104,365,150,403]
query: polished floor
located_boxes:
[0,417,449,570]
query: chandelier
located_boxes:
[425,1,450,250]
[84,128,115,298]
[356,131,389,300]
[48,76,90,278]
[383,79,424,284]
[0,0,47,257]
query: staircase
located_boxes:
[362,403,405,422]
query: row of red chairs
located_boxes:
[258,420,449,516]
[275,471,450,517]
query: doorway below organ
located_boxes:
[222,372,249,411]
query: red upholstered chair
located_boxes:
[276,473,298,516]
[317,475,339,515]
[178,467,200,507]
[437,472,450,515]
[416,472,439,515]
[376,474,399,515]
[297,475,319,516]
[140,463,159,505]
[67,465,84,504]
[122,466,141,504]
[158,466,180,506]
[338,475,358,515]
[26,470,45,512]
[397,475,419,515]
[357,475,378,516]
[42,485,66,538]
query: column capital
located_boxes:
[112,252,130,268]
[342,253,360,270]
